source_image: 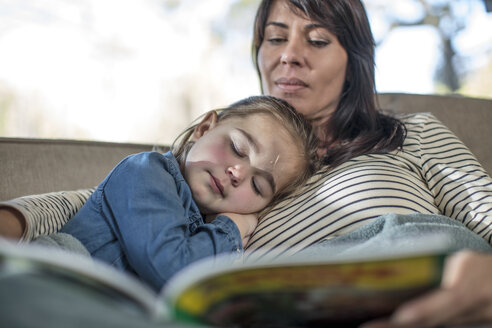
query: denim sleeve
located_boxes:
[101,152,241,290]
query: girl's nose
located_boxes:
[227,165,247,187]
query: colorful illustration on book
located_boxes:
[170,254,444,327]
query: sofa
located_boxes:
[1,93,491,202]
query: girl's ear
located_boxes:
[191,110,218,141]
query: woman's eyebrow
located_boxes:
[236,128,276,193]
[266,21,325,32]
[305,23,324,31]
[265,21,288,29]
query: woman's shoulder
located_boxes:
[392,111,439,124]
[392,112,452,139]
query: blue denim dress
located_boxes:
[61,151,242,291]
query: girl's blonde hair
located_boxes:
[172,95,319,217]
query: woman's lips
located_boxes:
[209,174,224,197]
[275,77,308,92]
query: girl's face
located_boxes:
[184,112,302,215]
[258,0,348,128]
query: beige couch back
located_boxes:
[0,93,490,201]
[0,139,168,200]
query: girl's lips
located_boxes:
[275,77,308,92]
[209,174,224,197]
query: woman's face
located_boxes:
[258,0,348,127]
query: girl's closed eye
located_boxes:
[251,177,262,196]
[230,140,246,158]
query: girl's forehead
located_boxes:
[220,113,282,128]
[220,113,295,143]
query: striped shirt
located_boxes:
[2,113,492,256]
[245,113,492,258]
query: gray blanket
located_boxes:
[33,232,91,257]
[301,212,492,258]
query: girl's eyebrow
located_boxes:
[236,128,276,193]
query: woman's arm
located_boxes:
[361,114,492,327]
[419,114,492,242]
[0,188,95,241]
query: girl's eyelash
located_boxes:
[251,178,262,196]
[230,141,245,157]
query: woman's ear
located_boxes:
[191,110,218,141]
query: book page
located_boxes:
[164,248,446,326]
[0,238,162,317]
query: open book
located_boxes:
[0,238,447,327]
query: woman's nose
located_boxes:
[280,40,304,67]
[227,165,247,187]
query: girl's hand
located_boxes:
[361,250,492,328]
[206,213,258,247]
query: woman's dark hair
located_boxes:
[252,0,406,168]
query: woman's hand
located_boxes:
[0,207,25,240]
[361,250,492,328]
[206,213,258,247]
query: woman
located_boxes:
[1,0,492,326]
[248,1,492,327]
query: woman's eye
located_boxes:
[251,178,262,196]
[230,141,245,158]
[309,40,328,48]
[267,37,286,45]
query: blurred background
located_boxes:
[0,0,491,146]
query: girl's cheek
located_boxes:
[233,188,253,202]
[212,139,232,163]
[231,189,254,209]
[232,189,267,213]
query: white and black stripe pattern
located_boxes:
[1,188,95,241]
[245,113,492,259]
